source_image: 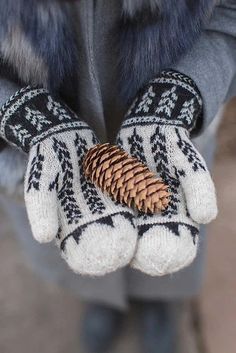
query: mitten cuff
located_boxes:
[0,86,85,152]
[124,70,203,132]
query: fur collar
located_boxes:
[122,0,217,21]
[0,0,216,105]
[122,0,161,24]
[119,0,216,100]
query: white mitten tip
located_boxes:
[184,176,218,224]
[131,225,198,276]
[30,219,58,243]
[25,195,59,243]
[61,214,137,276]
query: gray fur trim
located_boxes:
[0,0,78,92]
[0,0,216,105]
[1,26,49,88]
[118,0,216,102]
[122,0,160,17]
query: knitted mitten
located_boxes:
[116,71,217,276]
[0,87,137,276]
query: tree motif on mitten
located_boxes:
[0,86,138,276]
[116,70,217,276]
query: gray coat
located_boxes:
[0,0,236,310]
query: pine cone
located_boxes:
[83,143,170,214]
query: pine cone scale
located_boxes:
[83,143,170,214]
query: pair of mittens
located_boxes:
[0,87,137,276]
[0,70,217,278]
[116,70,217,276]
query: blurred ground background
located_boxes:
[0,99,236,353]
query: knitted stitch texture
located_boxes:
[0,87,137,276]
[117,70,217,276]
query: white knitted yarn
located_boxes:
[24,128,137,276]
[0,87,137,277]
[117,71,218,276]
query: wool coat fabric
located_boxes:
[0,0,236,309]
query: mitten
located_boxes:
[0,87,137,276]
[116,70,217,276]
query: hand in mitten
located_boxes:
[0,87,137,276]
[116,71,217,276]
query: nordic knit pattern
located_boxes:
[0,87,137,276]
[117,70,217,276]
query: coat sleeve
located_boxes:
[0,78,22,150]
[173,0,236,134]
[0,78,21,108]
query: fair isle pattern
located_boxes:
[51,138,82,225]
[9,124,31,148]
[175,129,206,172]
[60,211,136,251]
[1,86,138,276]
[121,116,186,129]
[128,128,147,164]
[0,87,46,139]
[25,107,52,131]
[119,70,205,223]
[125,71,203,132]
[31,121,89,147]
[155,86,178,117]
[27,144,44,192]
[117,70,217,276]
[47,96,73,121]
[150,71,202,102]
[0,87,83,152]
[150,126,182,218]
[138,221,199,245]
[74,133,106,215]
